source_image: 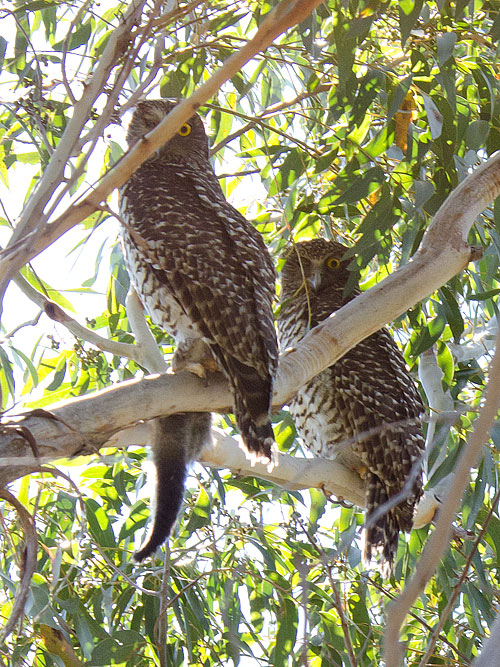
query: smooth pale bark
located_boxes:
[471,612,500,667]
[1,153,499,521]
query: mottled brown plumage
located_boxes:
[278,239,425,572]
[119,99,278,559]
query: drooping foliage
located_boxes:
[0,1,499,665]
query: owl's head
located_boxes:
[126,99,209,160]
[280,238,351,297]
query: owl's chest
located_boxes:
[278,290,345,351]
[279,294,364,467]
[121,234,198,342]
[289,371,361,469]
[119,161,221,236]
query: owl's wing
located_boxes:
[190,167,278,367]
[333,329,425,483]
[121,172,278,377]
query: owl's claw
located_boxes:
[172,339,219,384]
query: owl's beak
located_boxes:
[308,269,322,292]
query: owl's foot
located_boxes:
[172,339,219,383]
[356,464,369,479]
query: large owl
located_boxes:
[278,239,425,572]
[119,99,278,561]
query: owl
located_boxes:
[119,99,278,560]
[278,239,425,572]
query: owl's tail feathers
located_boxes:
[219,353,275,464]
[363,473,420,576]
[133,413,211,562]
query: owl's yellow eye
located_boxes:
[326,256,341,269]
[178,123,192,137]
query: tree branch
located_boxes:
[384,325,500,667]
[11,273,143,362]
[1,150,499,507]
[0,490,37,642]
[471,611,500,667]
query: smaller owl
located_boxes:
[278,239,425,572]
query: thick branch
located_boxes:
[107,423,366,506]
[471,612,500,667]
[0,151,499,497]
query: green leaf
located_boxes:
[436,341,454,388]
[0,346,15,402]
[490,10,500,41]
[387,74,413,122]
[439,286,464,340]
[465,120,490,151]
[46,356,67,391]
[437,32,457,66]
[20,266,76,313]
[14,0,59,11]
[414,180,435,209]
[182,486,211,534]
[0,37,7,74]
[308,488,327,533]
[466,288,500,301]
[10,344,39,390]
[324,166,385,207]
[422,94,443,139]
[272,148,306,193]
[85,498,115,548]
[399,0,424,46]
[272,597,298,667]
[52,21,92,51]
[352,70,384,126]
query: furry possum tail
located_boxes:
[134,412,211,562]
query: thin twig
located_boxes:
[210,85,330,155]
[2,310,43,340]
[0,489,38,642]
[43,0,167,225]
[326,562,358,667]
[2,0,147,251]
[417,486,500,667]
[61,0,92,105]
[11,273,144,363]
[301,513,358,667]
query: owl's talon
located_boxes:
[171,339,219,383]
[173,360,207,380]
